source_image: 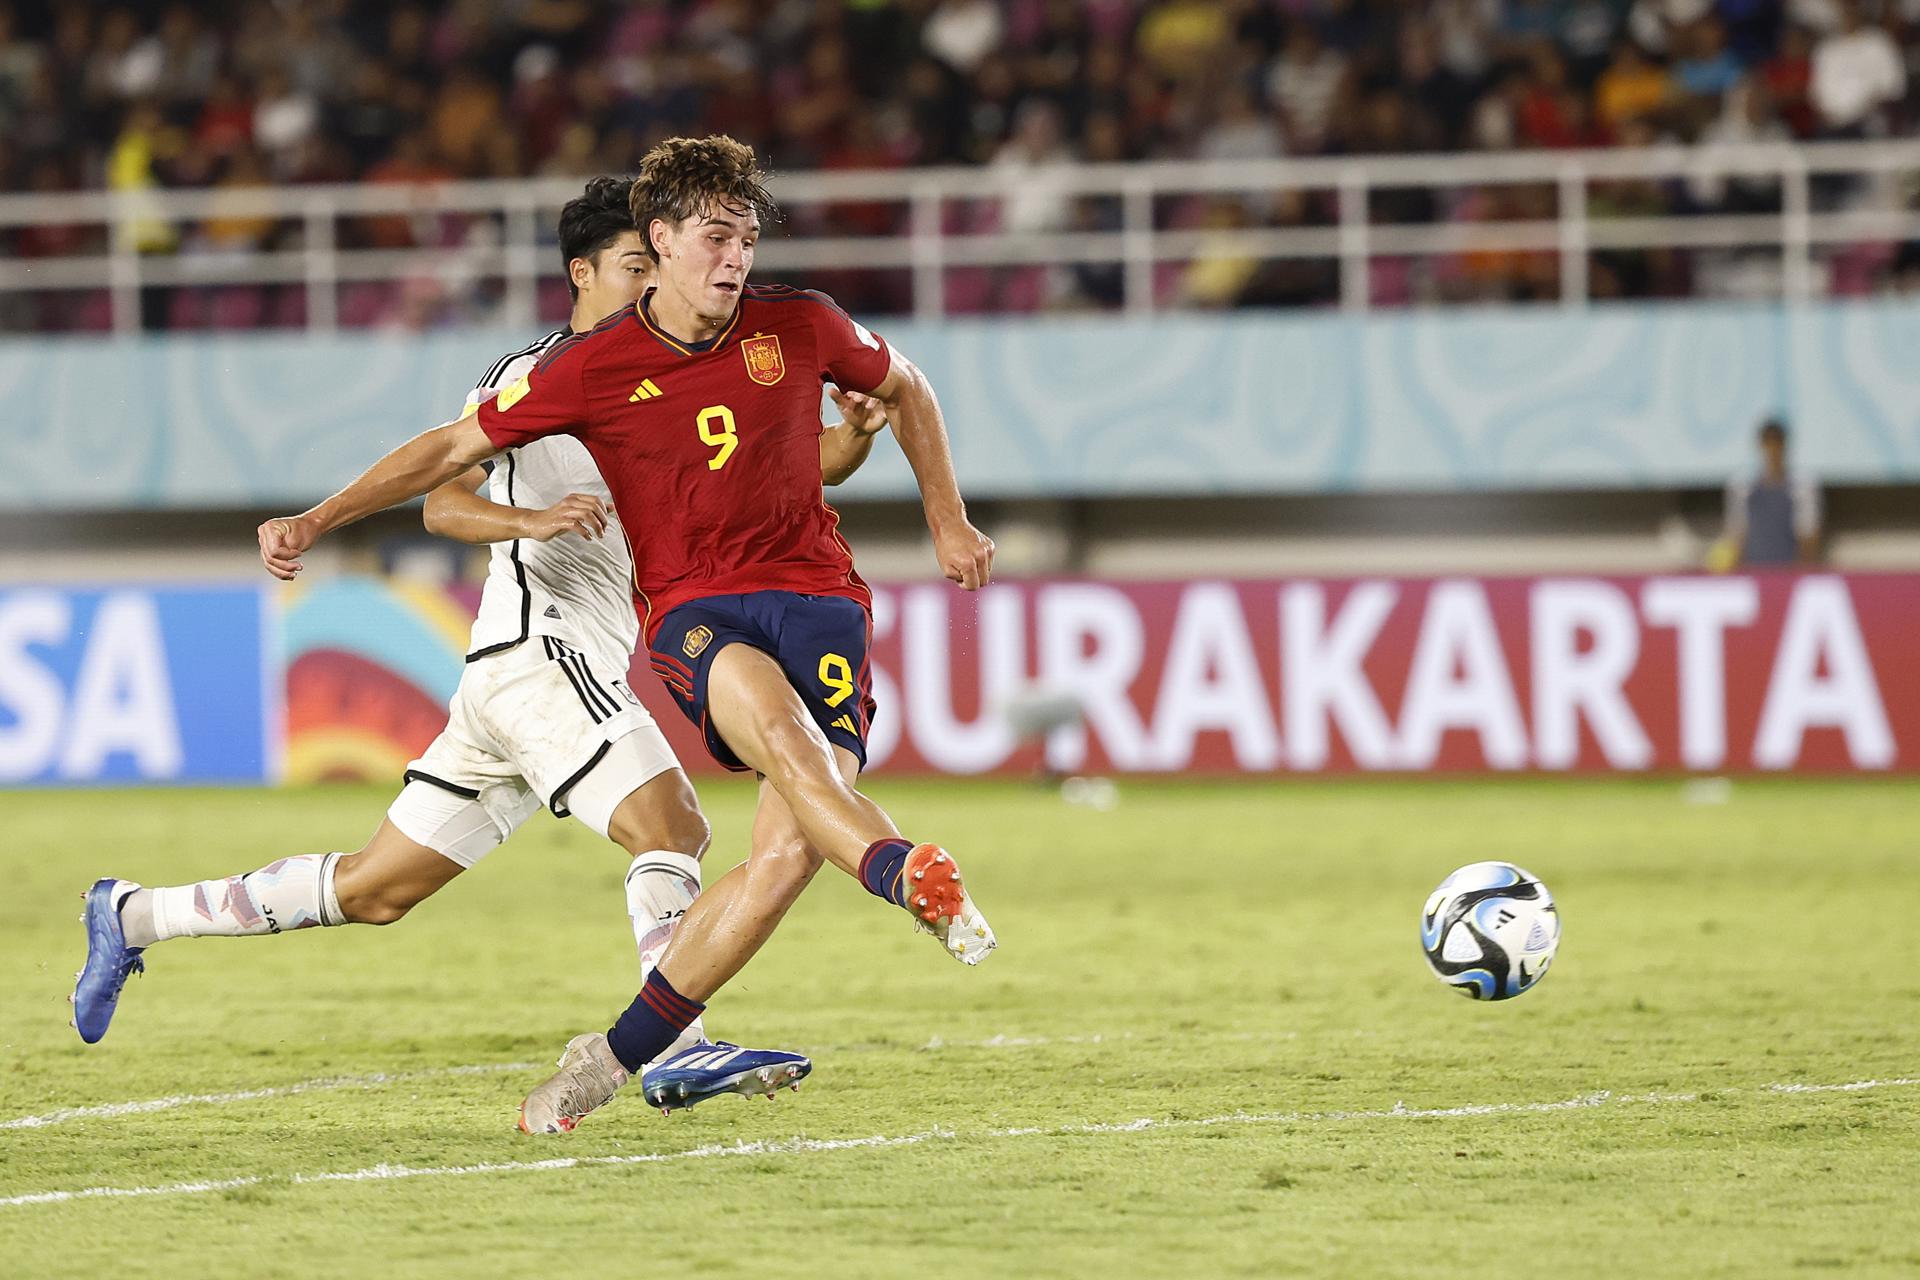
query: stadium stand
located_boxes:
[2,1,1917,589]
[2,0,1917,330]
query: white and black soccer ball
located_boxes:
[1420,861,1560,1001]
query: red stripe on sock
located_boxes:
[859,838,902,888]
[638,985,687,1025]
[641,976,702,1024]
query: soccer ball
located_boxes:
[1419,862,1560,1000]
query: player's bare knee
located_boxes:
[752,714,841,791]
[756,837,824,906]
[652,802,710,860]
[609,775,711,860]
[772,837,825,882]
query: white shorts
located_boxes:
[388,637,680,867]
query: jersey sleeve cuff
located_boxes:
[476,408,520,450]
[844,341,893,395]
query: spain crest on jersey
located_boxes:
[741,334,785,386]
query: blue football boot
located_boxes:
[641,1041,811,1115]
[70,878,145,1043]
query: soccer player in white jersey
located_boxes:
[71,177,890,1118]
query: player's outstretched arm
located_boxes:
[868,348,994,590]
[820,387,889,487]
[257,417,498,579]
[423,467,609,545]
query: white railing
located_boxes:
[1,139,1917,331]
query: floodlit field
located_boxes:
[2,778,1917,1278]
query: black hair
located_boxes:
[1759,418,1788,443]
[557,176,638,301]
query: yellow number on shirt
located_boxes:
[818,653,856,707]
[696,405,738,471]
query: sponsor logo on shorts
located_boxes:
[613,679,642,707]
[683,625,713,658]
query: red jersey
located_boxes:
[475,284,893,642]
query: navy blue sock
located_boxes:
[858,838,915,908]
[606,969,706,1075]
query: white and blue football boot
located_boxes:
[641,1041,811,1115]
[70,878,144,1043]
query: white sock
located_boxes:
[625,851,705,1058]
[123,853,345,948]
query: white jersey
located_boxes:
[462,331,638,677]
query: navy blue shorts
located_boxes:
[647,591,877,773]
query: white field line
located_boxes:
[913,1031,1280,1050]
[0,1032,1213,1132]
[2,1075,1915,1211]
[0,1063,540,1131]
[1763,1077,1920,1094]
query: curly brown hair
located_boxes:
[629,135,778,261]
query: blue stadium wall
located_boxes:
[4,299,1919,509]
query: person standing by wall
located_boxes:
[1722,417,1822,567]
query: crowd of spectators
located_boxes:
[1,0,1917,327]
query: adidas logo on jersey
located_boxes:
[628,378,664,402]
[544,605,561,620]
[831,713,858,735]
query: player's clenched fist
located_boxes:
[522,493,609,542]
[934,520,994,591]
[257,514,319,581]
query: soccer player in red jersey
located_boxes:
[257,136,997,1131]
[77,179,889,1116]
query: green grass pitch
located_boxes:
[2,777,1918,1277]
